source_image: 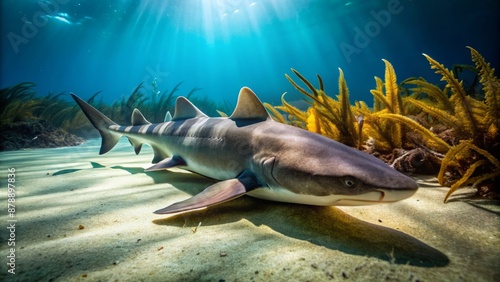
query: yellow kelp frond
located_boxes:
[370,88,391,110]
[306,107,339,140]
[263,102,286,123]
[438,141,471,185]
[361,112,398,152]
[444,159,488,203]
[354,100,371,112]
[338,68,351,124]
[282,69,361,146]
[439,139,500,202]
[468,141,500,168]
[405,97,459,128]
[275,93,308,123]
[367,60,403,149]
[216,110,228,117]
[337,68,358,146]
[373,76,384,111]
[467,46,500,130]
[285,68,319,99]
[404,79,455,112]
[423,53,478,137]
[465,96,488,131]
[307,107,321,133]
[382,59,403,115]
[375,113,451,153]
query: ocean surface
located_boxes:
[1,0,498,107]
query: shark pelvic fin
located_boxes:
[131,108,151,125]
[172,97,208,120]
[152,146,170,163]
[128,109,150,154]
[230,87,270,120]
[145,156,186,171]
[70,93,120,155]
[154,171,261,214]
[128,137,143,155]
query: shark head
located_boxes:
[250,125,419,206]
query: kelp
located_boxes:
[422,54,480,138]
[279,68,360,146]
[269,47,498,201]
[0,82,40,125]
[365,59,404,150]
[373,113,450,153]
[353,60,445,153]
[119,83,149,124]
[0,79,226,139]
[439,140,500,202]
[468,47,500,134]
[404,48,498,201]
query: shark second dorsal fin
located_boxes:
[230,87,270,120]
[164,111,172,122]
[172,97,208,120]
[131,109,151,125]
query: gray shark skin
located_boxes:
[71,87,418,214]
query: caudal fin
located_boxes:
[71,93,120,154]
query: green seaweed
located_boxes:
[0,82,40,125]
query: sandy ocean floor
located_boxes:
[1,139,499,281]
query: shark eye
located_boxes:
[342,176,357,188]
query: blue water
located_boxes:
[1,0,498,107]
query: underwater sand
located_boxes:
[0,139,499,281]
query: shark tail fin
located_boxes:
[71,93,121,155]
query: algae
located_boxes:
[267,47,499,201]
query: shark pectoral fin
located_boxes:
[145,156,186,171]
[154,171,261,214]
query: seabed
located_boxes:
[0,139,498,281]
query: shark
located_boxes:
[71,87,418,214]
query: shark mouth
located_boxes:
[333,188,418,206]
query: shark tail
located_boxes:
[71,93,121,155]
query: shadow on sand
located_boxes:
[152,197,449,267]
[142,169,450,267]
[63,162,449,268]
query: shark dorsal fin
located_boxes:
[131,109,151,125]
[164,111,172,122]
[172,97,208,120]
[230,87,270,120]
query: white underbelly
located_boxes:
[246,187,386,206]
[246,187,344,206]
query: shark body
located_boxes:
[71,87,418,214]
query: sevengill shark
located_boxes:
[71,87,418,214]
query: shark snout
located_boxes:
[332,169,419,206]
